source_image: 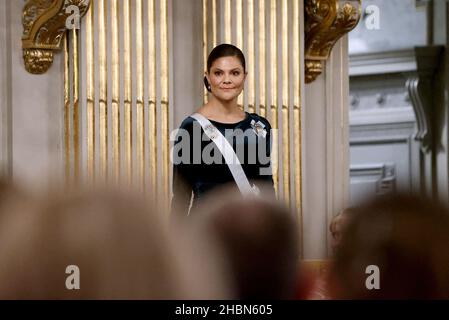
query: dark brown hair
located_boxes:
[328,194,449,299]
[205,197,298,299]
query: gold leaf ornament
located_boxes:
[22,0,91,74]
[304,0,362,83]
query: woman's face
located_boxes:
[206,56,246,102]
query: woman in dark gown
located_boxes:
[171,44,275,216]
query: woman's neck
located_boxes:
[206,96,240,115]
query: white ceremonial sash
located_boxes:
[191,113,260,197]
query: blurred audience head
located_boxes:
[328,194,449,299]
[194,185,299,299]
[329,207,355,253]
[0,186,230,299]
[0,178,26,212]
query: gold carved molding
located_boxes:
[22,0,91,74]
[305,0,362,83]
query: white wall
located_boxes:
[172,0,204,128]
[0,0,11,178]
[302,37,350,259]
[0,0,64,190]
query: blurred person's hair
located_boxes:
[0,178,22,206]
[0,178,33,222]
[0,186,231,299]
[328,194,449,299]
[192,184,299,299]
[329,207,355,253]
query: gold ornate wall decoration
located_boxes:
[22,0,91,74]
[304,0,362,83]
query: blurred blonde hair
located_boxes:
[0,186,231,299]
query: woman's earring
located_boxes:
[207,85,211,91]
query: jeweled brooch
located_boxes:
[250,119,267,138]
